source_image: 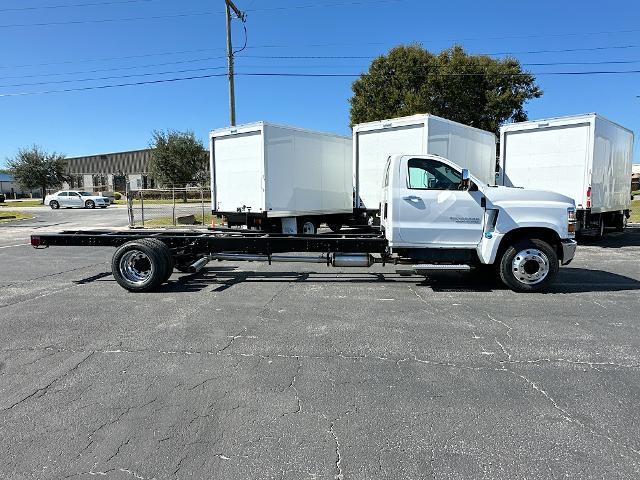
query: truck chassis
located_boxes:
[30,228,567,293]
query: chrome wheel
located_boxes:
[118,250,153,285]
[511,248,550,285]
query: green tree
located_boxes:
[149,130,208,201]
[349,44,542,135]
[7,146,68,203]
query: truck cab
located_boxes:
[381,154,578,291]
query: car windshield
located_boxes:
[78,191,93,196]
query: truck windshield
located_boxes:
[407,158,462,190]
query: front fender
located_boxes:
[476,203,569,264]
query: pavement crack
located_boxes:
[1,351,94,413]
[106,436,132,463]
[511,370,640,458]
[217,326,247,354]
[282,357,302,417]
[328,419,344,480]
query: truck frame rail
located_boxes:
[30,229,388,255]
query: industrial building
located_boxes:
[0,172,41,198]
[62,148,156,193]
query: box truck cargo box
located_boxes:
[353,114,497,210]
[210,122,352,233]
[500,113,634,234]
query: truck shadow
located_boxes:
[158,266,640,294]
[578,226,640,248]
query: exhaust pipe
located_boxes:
[204,252,377,268]
[188,256,211,273]
[211,253,327,264]
[332,253,374,267]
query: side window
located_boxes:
[59,192,68,197]
[407,158,462,191]
[383,158,391,187]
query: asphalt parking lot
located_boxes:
[1,211,640,479]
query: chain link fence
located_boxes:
[127,187,212,228]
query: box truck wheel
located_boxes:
[615,212,628,232]
[111,240,169,292]
[138,238,174,283]
[498,239,558,293]
[298,218,318,235]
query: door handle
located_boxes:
[403,195,421,202]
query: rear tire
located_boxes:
[111,240,169,292]
[138,238,174,284]
[49,200,59,209]
[499,239,559,293]
[615,212,628,232]
[85,200,95,209]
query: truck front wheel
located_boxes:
[499,239,559,293]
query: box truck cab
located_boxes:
[499,114,634,235]
[381,154,577,291]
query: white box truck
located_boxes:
[499,114,634,235]
[353,114,497,217]
[210,122,352,234]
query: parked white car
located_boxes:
[45,190,111,209]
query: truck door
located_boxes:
[397,157,485,247]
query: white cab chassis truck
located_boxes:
[499,114,634,235]
[353,114,497,223]
[210,122,352,235]
[32,154,577,293]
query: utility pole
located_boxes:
[225,0,245,126]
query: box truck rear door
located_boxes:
[214,131,264,213]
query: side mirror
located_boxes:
[461,169,471,191]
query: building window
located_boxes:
[92,174,107,190]
[69,175,84,189]
[142,175,155,189]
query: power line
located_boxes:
[0,56,228,80]
[0,73,228,97]
[5,41,640,71]
[0,0,405,28]
[0,11,218,29]
[6,54,640,83]
[2,68,640,98]
[0,65,228,88]
[0,0,156,13]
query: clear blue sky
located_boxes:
[1,0,639,168]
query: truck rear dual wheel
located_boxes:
[111,239,173,292]
[499,239,559,293]
[615,212,628,232]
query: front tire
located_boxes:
[499,239,559,293]
[49,200,59,209]
[85,200,95,209]
[111,240,170,292]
